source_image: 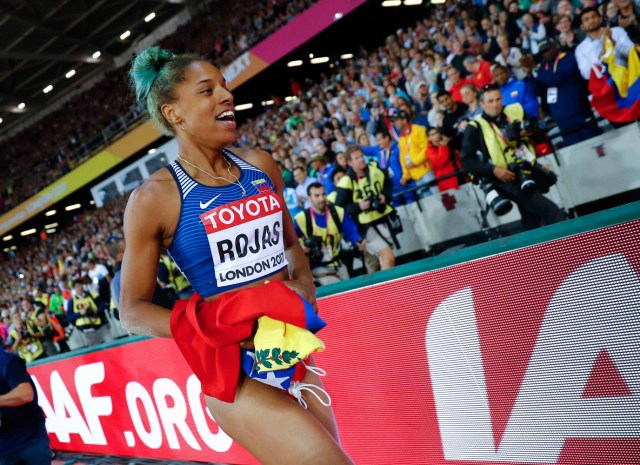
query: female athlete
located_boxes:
[120,47,354,465]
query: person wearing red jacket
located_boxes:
[446,66,474,103]
[426,127,465,192]
[463,56,493,89]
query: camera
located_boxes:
[500,120,524,142]
[303,235,324,264]
[367,196,387,214]
[478,178,512,216]
[499,118,535,143]
[508,160,536,192]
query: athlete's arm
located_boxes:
[120,179,173,338]
[240,149,316,307]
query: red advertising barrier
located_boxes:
[28,217,640,464]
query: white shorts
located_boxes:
[365,222,393,255]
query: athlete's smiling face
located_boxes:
[163,60,236,148]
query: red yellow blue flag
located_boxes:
[589,39,640,123]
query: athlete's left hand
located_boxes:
[285,279,317,313]
[265,279,318,313]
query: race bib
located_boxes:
[200,192,288,288]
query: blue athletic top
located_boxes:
[167,149,288,298]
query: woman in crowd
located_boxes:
[121,46,353,465]
[554,13,585,51]
[460,84,483,121]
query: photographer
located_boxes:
[7,313,44,363]
[66,279,113,347]
[293,183,365,286]
[461,85,566,231]
[336,146,397,272]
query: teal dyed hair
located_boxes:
[128,46,199,135]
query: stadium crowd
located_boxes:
[0,0,317,214]
[2,0,640,360]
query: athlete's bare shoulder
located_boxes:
[124,166,180,241]
[231,147,276,167]
[230,147,282,189]
[131,166,177,203]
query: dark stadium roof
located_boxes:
[0,0,204,136]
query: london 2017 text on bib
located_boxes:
[200,192,288,287]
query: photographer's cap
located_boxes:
[537,37,556,54]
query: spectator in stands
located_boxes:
[412,81,431,127]
[522,38,602,146]
[575,7,635,80]
[293,182,364,286]
[605,2,620,25]
[310,154,335,195]
[495,34,528,80]
[427,127,464,192]
[461,85,566,231]
[446,66,474,103]
[464,56,493,89]
[493,64,540,119]
[556,0,580,27]
[554,13,586,51]
[0,349,52,465]
[87,258,111,303]
[520,12,548,54]
[109,241,125,309]
[447,41,471,73]
[326,167,345,204]
[427,91,442,128]
[437,91,469,135]
[336,146,396,271]
[611,0,640,43]
[293,165,315,209]
[460,84,483,121]
[506,1,524,45]
[394,110,434,196]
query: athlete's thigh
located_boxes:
[300,356,341,443]
[205,376,353,465]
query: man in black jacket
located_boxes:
[461,85,566,230]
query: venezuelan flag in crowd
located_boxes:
[589,39,640,123]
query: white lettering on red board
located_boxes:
[32,362,111,445]
[426,253,640,463]
[32,363,232,453]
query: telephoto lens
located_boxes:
[509,162,536,191]
[479,178,512,216]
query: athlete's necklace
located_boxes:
[177,153,246,197]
